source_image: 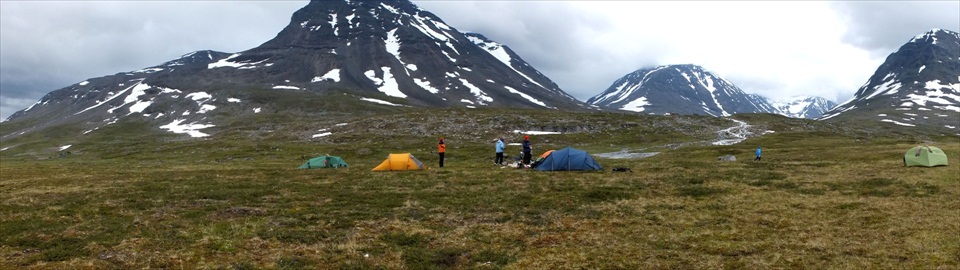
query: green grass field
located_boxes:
[1,110,958,269]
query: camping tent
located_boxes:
[534,147,603,171]
[529,149,555,167]
[904,146,948,167]
[298,155,349,169]
[372,153,426,171]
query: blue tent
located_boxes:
[534,147,603,171]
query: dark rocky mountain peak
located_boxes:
[3,0,584,141]
[820,29,959,134]
[587,64,777,116]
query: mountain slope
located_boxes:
[3,0,583,140]
[587,64,778,116]
[820,29,960,133]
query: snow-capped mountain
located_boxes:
[587,64,778,116]
[3,0,583,139]
[820,29,959,133]
[771,96,837,119]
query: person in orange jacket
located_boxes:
[438,137,446,168]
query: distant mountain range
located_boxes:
[771,96,837,119]
[820,28,959,134]
[3,0,956,140]
[586,64,836,118]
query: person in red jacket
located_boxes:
[438,137,446,168]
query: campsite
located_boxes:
[1,109,957,269]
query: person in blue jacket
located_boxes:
[495,137,505,165]
[755,146,762,161]
[522,135,532,165]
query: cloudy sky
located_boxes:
[1,1,958,120]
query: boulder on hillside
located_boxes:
[718,155,736,162]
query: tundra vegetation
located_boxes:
[1,109,957,269]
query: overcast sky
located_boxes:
[1,1,958,120]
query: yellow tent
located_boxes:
[371,153,426,171]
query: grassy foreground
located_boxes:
[1,113,958,269]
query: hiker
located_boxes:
[522,135,532,165]
[438,137,446,168]
[495,137,505,165]
[754,146,762,161]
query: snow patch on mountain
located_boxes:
[692,71,730,116]
[185,92,212,102]
[160,119,215,138]
[459,79,492,105]
[620,97,650,112]
[272,85,301,90]
[505,86,547,108]
[513,130,561,135]
[312,69,341,83]
[197,104,217,114]
[76,80,145,115]
[413,78,440,94]
[366,67,404,98]
[360,97,403,106]
[384,29,411,75]
[329,12,338,35]
[880,119,916,127]
[208,54,268,69]
[924,79,960,92]
[119,82,154,115]
[312,132,333,138]
[133,68,164,74]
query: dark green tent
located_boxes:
[299,155,349,169]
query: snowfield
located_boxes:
[159,119,215,138]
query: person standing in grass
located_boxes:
[522,135,532,165]
[495,137,505,165]
[755,146,762,161]
[438,137,446,168]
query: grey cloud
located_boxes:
[725,75,856,103]
[833,1,960,55]
[414,1,652,100]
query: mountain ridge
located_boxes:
[820,28,959,134]
[2,0,585,140]
[771,96,837,119]
[587,64,835,118]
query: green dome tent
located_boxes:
[904,146,948,167]
[299,155,349,169]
